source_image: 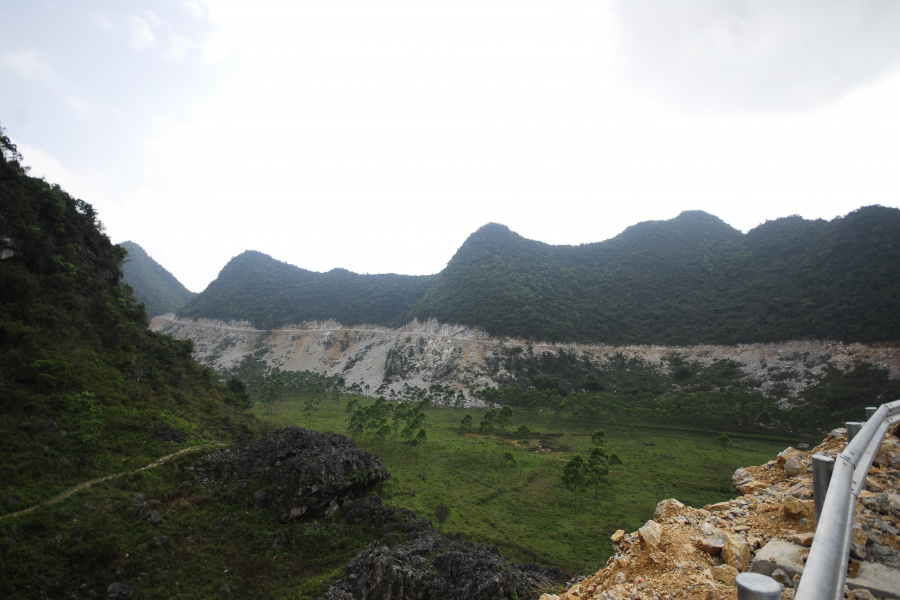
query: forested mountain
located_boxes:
[0,127,255,516]
[120,240,195,318]
[180,207,900,345]
[181,250,433,329]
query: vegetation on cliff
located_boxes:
[180,208,900,345]
[182,250,432,330]
[120,241,195,319]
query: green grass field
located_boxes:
[259,394,805,573]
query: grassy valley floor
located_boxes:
[258,394,818,574]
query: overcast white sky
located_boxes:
[3,1,900,293]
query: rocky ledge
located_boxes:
[191,426,389,522]
[546,425,900,600]
[324,495,564,600]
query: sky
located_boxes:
[2,0,900,293]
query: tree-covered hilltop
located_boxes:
[0,127,256,514]
[120,240,195,318]
[180,207,900,345]
[180,250,433,329]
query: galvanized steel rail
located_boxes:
[795,399,900,600]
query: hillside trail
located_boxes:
[0,443,219,521]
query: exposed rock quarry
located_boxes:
[190,427,388,522]
[543,425,900,600]
[150,316,900,400]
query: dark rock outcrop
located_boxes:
[323,530,562,600]
[192,427,388,522]
[150,420,186,443]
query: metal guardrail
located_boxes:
[795,399,900,600]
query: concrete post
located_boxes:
[812,454,835,526]
[865,406,877,420]
[845,422,862,443]
[736,573,782,600]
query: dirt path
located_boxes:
[0,443,218,521]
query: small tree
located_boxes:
[591,429,607,447]
[588,446,609,523]
[415,428,427,463]
[259,378,282,413]
[497,405,514,431]
[715,433,733,466]
[561,454,586,553]
[375,422,392,449]
[501,450,517,469]
[434,504,451,530]
[479,409,497,435]
[302,394,321,428]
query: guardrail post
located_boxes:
[845,422,862,443]
[735,573,782,599]
[865,406,877,420]
[812,454,835,526]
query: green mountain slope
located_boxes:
[120,241,195,318]
[181,250,433,328]
[0,128,256,516]
[181,207,900,345]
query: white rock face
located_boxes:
[149,315,900,400]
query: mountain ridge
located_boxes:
[120,240,196,318]
[178,206,900,345]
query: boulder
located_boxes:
[783,497,813,520]
[710,564,739,585]
[150,420,187,443]
[723,534,751,572]
[106,583,133,599]
[786,532,814,547]
[694,537,724,556]
[783,456,804,477]
[777,447,804,466]
[322,533,564,600]
[732,468,767,494]
[638,520,663,549]
[192,427,388,522]
[610,530,625,543]
[851,524,867,559]
[750,539,808,579]
[872,439,900,469]
[346,495,398,525]
[771,569,792,588]
[654,498,685,521]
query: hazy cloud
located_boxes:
[91,14,115,32]
[611,0,900,114]
[129,13,159,51]
[0,50,56,82]
[66,95,89,114]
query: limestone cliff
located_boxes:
[149,316,899,400]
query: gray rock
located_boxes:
[148,511,162,525]
[750,538,808,579]
[346,495,398,525]
[867,543,900,568]
[106,583,133,599]
[133,495,149,520]
[192,427,388,522]
[845,561,900,599]
[322,533,563,600]
[150,420,186,443]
